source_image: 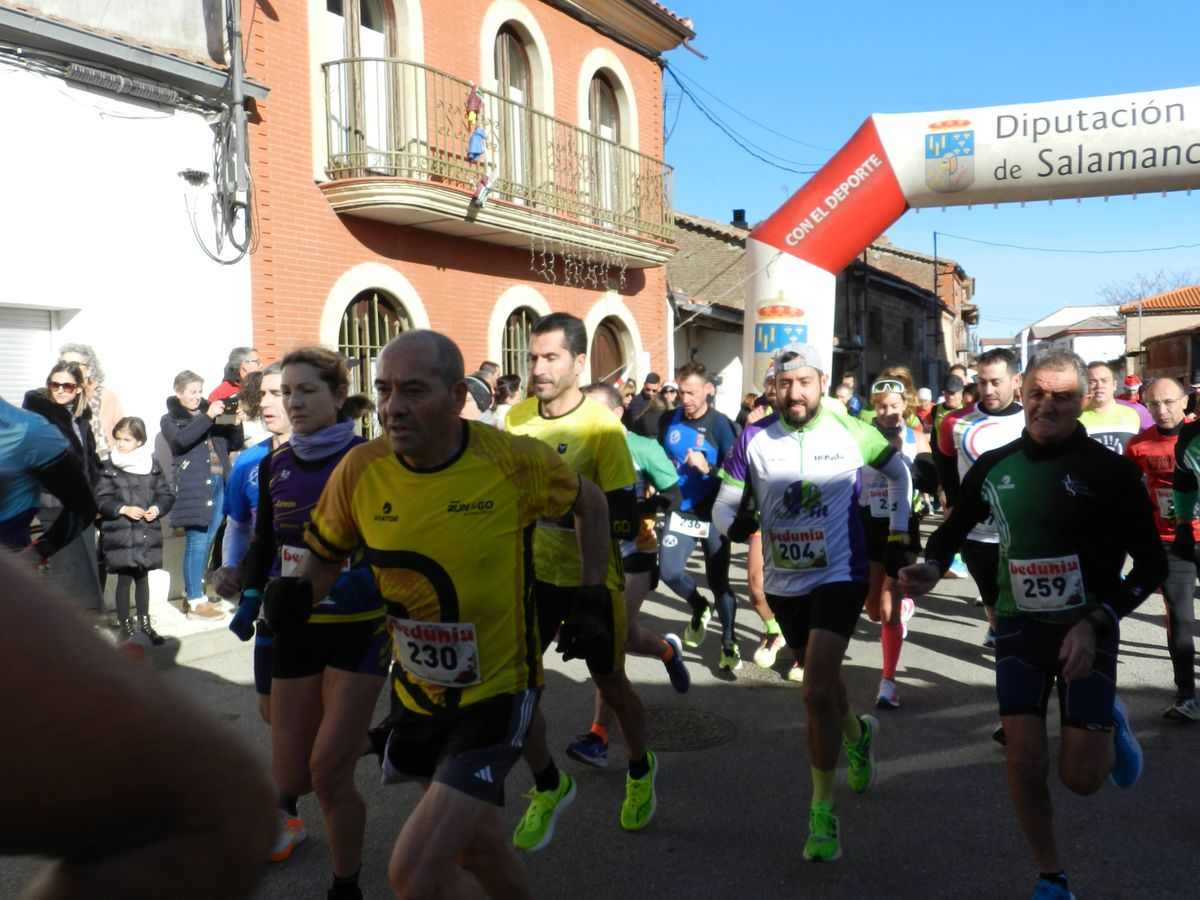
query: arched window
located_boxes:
[339,289,411,437]
[501,306,538,389]
[590,317,627,384]
[588,73,620,215]
[493,25,533,195]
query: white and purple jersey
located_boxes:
[718,407,902,596]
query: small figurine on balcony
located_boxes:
[465,83,484,128]
[471,175,491,208]
[467,126,486,162]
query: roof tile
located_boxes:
[1119,285,1200,313]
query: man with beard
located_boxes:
[712,345,912,862]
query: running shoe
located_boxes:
[683,606,712,647]
[1030,876,1075,899]
[753,633,787,668]
[844,714,878,794]
[992,724,1007,746]
[513,772,577,852]
[1109,696,1143,788]
[983,627,996,649]
[899,597,915,640]
[269,810,307,862]
[876,678,900,710]
[662,633,690,693]
[719,643,742,672]
[566,732,608,769]
[947,554,968,579]
[620,749,657,831]
[786,660,805,683]
[1163,695,1200,722]
[802,801,841,862]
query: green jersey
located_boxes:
[924,424,1165,624]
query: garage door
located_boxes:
[0,307,54,402]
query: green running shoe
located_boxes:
[802,801,841,861]
[844,714,878,794]
[620,749,657,831]
[683,606,712,648]
[512,772,576,852]
[719,642,742,672]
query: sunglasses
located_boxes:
[870,379,906,395]
[662,387,678,393]
[49,381,79,393]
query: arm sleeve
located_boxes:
[151,468,175,516]
[936,449,962,507]
[642,483,682,517]
[712,481,746,538]
[912,452,938,495]
[1102,461,1169,621]
[222,518,251,569]
[241,455,277,592]
[605,486,639,541]
[869,450,913,533]
[94,473,122,520]
[30,452,98,556]
[922,459,994,572]
[1173,423,1200,522]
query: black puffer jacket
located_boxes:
[160,395,241,530]
[22,389,101,488]
[95,457,175,571]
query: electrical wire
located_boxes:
[663,66,823,175]
[668,63,837,153]
[935,231,1200,255]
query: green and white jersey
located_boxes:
[719,407,903,596]
[924,425,1165,624]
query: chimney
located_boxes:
[731,209,748,229]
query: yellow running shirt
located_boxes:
[305,422,580,714]
[505,395,635,590]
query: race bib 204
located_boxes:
[768,528,827,570]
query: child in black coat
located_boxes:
[96,417,175,644]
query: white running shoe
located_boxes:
[786,660,805,683]
[753,633,787,668]
[876,678,900,709]
[900,597,915,639]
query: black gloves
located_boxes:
[1171,522,1196,563]
[557,584,612,662]
[727,512,758,544]
[883,536,910,579]
[263,577,314,635]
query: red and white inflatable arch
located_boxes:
[743,85,1200,390]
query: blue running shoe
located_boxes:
[662,634,690,693]
[1109,696,1143,787]
[1030,876,1075,899]
[566,732,608,769]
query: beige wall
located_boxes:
[1125,312,1200,373]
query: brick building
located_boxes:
[243,0,693,408]
[1120,285,1200,377]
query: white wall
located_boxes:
[1072,334,1127,365]
[0,70,253,441]
[674,323,744,421]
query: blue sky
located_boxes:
[661,1,1200,338]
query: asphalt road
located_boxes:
[3,530,1196,899]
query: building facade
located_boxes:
[1120,285,1200,378]
[0,1,265,426]
[243,0,692,406]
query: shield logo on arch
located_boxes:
[925,120,974,193]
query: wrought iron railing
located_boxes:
[322,57,674,241]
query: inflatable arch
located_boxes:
[742,85,1200,391]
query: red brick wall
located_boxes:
[242,0,669,373]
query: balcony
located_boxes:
[319,58,675,268]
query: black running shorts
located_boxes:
[767,581,868,652]
[381,688,540,805]
[858,506,922,562]
[272,616,390,680]
[961,539,1001,607]
[995,615,1119,729]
